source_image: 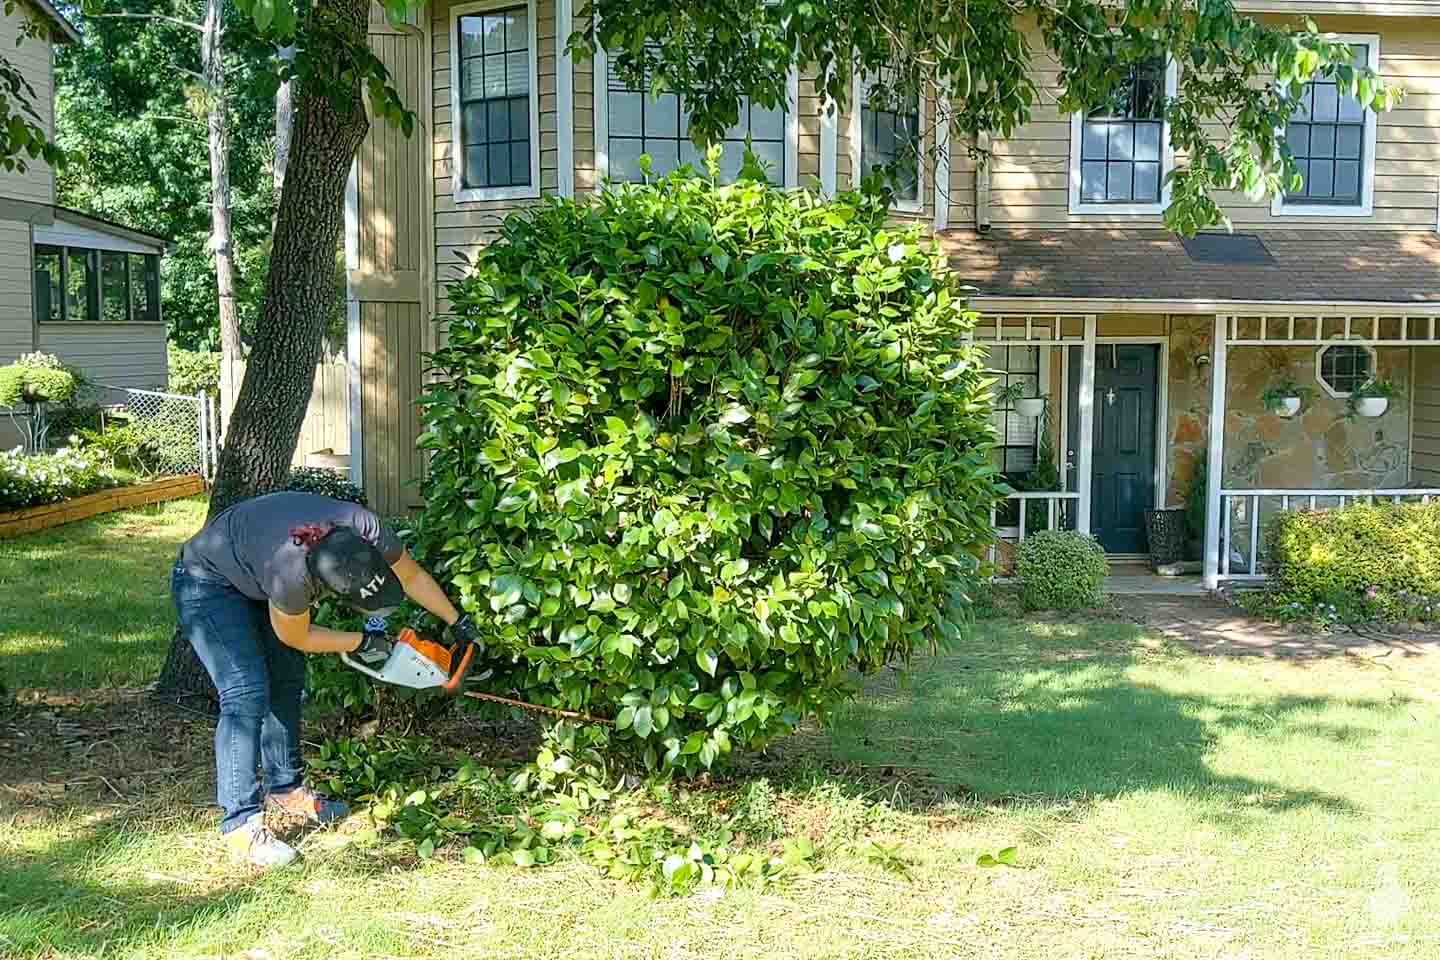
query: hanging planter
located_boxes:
[1015,396,1047,419]
[1345,377,1400,421]
[1260,375,1313,419]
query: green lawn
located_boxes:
[3,505,1440,959]
[0,497,206,689]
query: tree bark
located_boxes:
[207,0,371,519]
[203,0,242,435]
[274,45,295,206]
[154,0,372,706]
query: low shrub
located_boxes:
[0,446,120,512]
[284,466,366,506]
[1264,500,1440,609]
[416,156,998,773]
[0,352,81,406]
[1012,530,1108,611]
[78,426,162,476]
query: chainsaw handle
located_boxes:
[339,651,388,682]
[440,640,477,694]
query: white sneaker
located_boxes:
[224,813,299,869]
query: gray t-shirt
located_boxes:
[179,492,404,614]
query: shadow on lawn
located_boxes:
[792,619,1398,823]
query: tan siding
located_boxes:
[360,302,426,514]
[1414,348,1440,484]
[983,15,1440,230]
[797,68,822,187]
[573,49,596,193]
[0,10,53,205]
[0,219,33,364]
[35,323,167,390]
[433,0,559,310]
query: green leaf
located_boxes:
[720,558,750,581]
[633,704,653,738]
[997,846,1018,866]
[417,837,435,859]
[697,647,719,677]
[511,848,537,868]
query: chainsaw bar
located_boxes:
[462,689,614,726]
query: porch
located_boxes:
[974,310,1440,587]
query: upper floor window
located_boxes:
[597,51,795,187]
[451,1,540,203]
[857,68,922,210]
[34,244,160,323]
[1277,38,1378,217]
[1069,59,1176,216]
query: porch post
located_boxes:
[1202,315,1228,590]
[1077,315,1096,535]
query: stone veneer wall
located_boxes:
[1163,316,1413,507]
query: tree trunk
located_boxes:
[154,0,372,706]
[207,0,371,519]
[203,0,242,435]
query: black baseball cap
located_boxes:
[307,527,404,612]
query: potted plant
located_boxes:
[995,382,1046,419]
[1260,374,1314,418]
[1346,377,1400,419]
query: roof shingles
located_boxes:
[942,229,1440,304]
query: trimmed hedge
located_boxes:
[1266,501,1440,601]
[1013,530,1108,611]
[415,161,999,772]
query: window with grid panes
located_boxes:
[987,344,1041,479]
[1283,45,1368,206]
[604,56,787,185]
[859,69,920,203]
[457,7,532,190]
[1319,345,1373,396]
[1079,60,1165,204]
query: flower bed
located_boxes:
[0,473,205,539]
[0,446,119,512]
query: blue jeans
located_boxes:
[172,560,306,834]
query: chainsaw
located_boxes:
[341,625,612,726]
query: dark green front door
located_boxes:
[1067,344,1159,554]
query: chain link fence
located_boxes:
[88,384,216,479]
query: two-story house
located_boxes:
[1,1,168,448]
[334,1,1440,589]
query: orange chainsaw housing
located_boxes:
[396,627,477,695]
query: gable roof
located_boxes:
[943,229,1440,311]
[24,0,80,44]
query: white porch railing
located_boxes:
[1217,488,1440,581]
[987,491,1081,567]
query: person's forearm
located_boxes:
[401,568,460,625]
[285,625,362,654]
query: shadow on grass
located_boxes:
[768,619,1398,824]
[0,809,266,959]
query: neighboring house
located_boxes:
[340,1,1440,590]
[1,2,168,448]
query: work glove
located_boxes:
[450,614,481,649]
[352,617,393,667]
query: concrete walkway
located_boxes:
[1110,593,1440,660]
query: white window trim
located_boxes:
[1067,59,1179,217]
[449,0,542,205]
[1272,33,1380,219]
[1315,341,1377,398]
[592,46,800,191]
[849,71,926,214]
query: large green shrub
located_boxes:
[167,345,221,400]
[1266,501,1440,602]
[1013,531,1108,611]
[416,162,998,772]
